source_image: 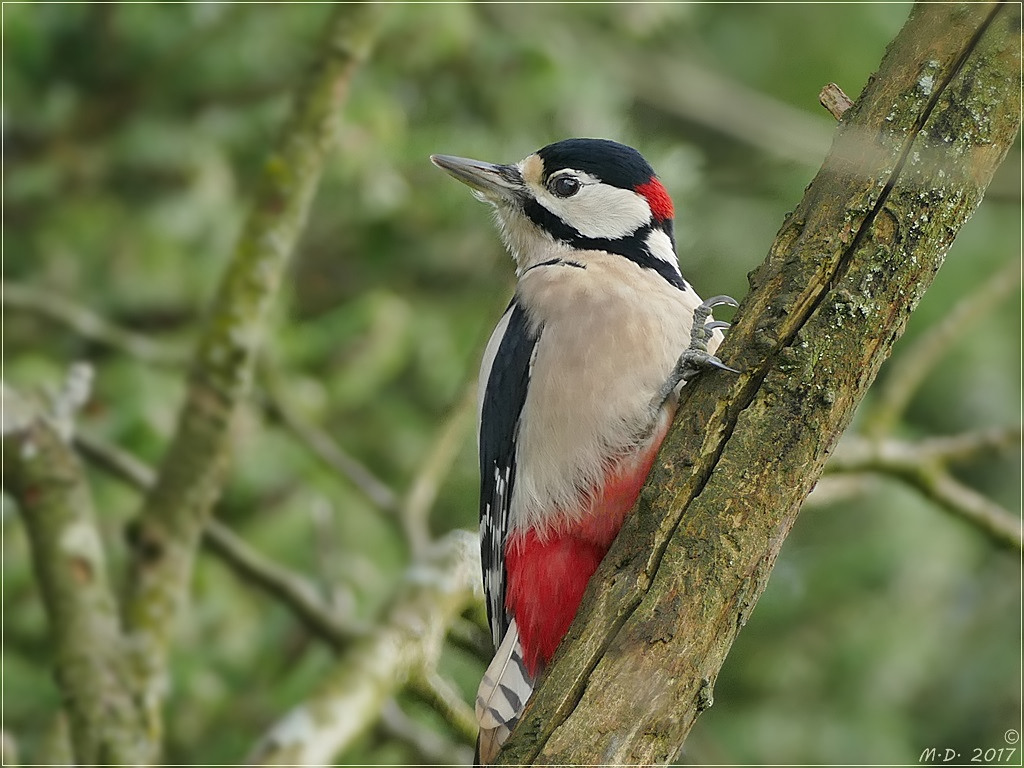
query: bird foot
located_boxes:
[678,294,739,382]
[651,295,739,413]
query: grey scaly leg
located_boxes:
[651,295,739,413]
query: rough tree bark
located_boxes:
[497,2,1021,764]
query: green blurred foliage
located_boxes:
[2,4,1019,765]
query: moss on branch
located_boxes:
[119,5,381,756]
[1,385,150,764]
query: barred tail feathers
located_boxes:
[475,619,535,765]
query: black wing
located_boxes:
[478,299,539,648]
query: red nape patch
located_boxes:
[635,178,674,222]
[506,530,604,676]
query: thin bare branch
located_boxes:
[865,258,1022,436]
[409,670,478,746]
[827,431,1022,551]
[924,469,1021,548]
[75,431,363,647]
[2,280,188,367]
[804,473,879,509]
[828,428,1022,472]
[915,426,1023,464]
[258,370,400,513]
[447,615,494,662]
[74,430,156,490]
[378,700,475,767]
[248,530,479,766]
[2,276,402,514]
[400,384,476,557]
[204,520,364,647]
[307,495,358,611]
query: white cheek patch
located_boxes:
[533,175,653,240]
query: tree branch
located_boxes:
[830,427,1022,471]
[118,6,381,753]
[399,384,476,557]
[203,519,366,647]
[2,280,189,366]
[258,365,401,514]
[2,276,406,518]
[408,669,479,746]
[4,273,405,517]
[826,428,1023,550]
[73,430,158,491]
[447,615,494,662]
[863,257,1022,436]
[246,530,479,765]
[378,699,475,767]
[498,3,1021,763]
[74,430,364,649]
[1,382,149,764]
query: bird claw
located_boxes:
[675,347,739,379]
[702,294,740,309]
[689,294,739,351]
[651,294,741,414]
[680,294,740,382]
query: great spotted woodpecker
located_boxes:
[431,139,736,764]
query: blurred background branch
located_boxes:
[258,363,401,514]
[399,384,477,558]
[864,259,1023,437]
[247,530,479,765]
[378,699,475,766]
[1,279,404,516]
[74,430,366,650]
[408,669,479,747]
[2,280,189,367]
[826,429,1023,551]
[118,7,381,754]
[1,376,149,763]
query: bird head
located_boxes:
[432,138,682,285]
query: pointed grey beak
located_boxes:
[430,154,524,203]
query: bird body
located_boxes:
[432,139,731,764]
[498,249,705,675]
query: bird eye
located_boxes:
[550,175,581,198]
